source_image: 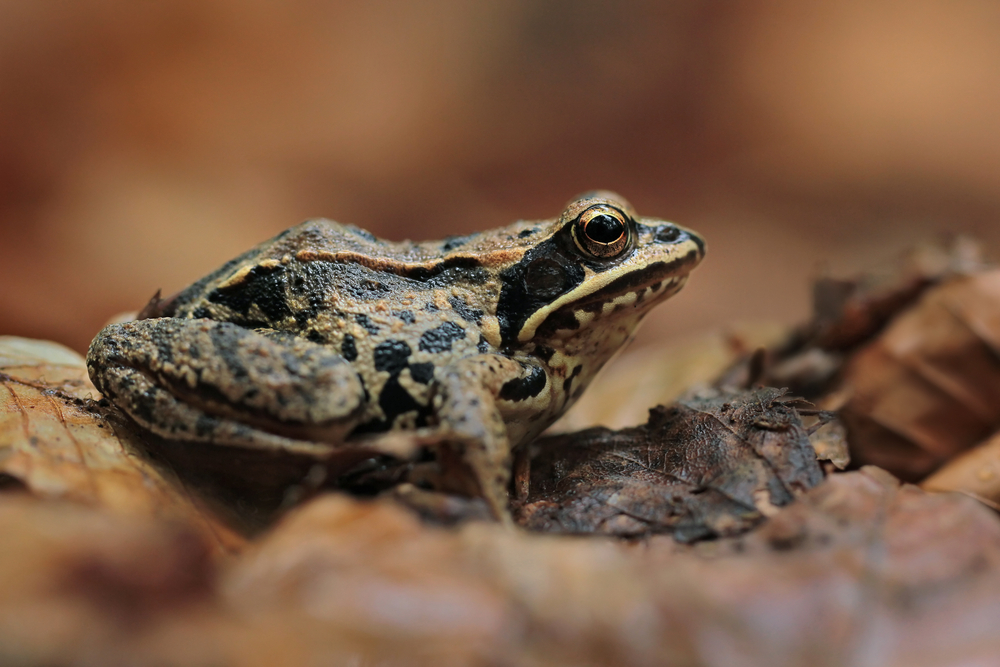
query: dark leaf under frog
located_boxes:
[515,388,827,542]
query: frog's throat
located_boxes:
[516,264,689,343]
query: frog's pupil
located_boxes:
[586,215,624,244]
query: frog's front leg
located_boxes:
[87,318,366,456]
[431,354,548,525]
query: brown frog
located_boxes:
[87,191,705,521]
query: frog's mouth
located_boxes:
[518,236,702,343]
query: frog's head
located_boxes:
[496,191,704,351]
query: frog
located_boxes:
[87,191,705,522]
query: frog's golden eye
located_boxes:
[572,205,631,258]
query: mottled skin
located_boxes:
[87,192,705,521]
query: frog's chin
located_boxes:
[531,274,688,342]
[569,274,688,330]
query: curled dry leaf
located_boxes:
[838,270,1000,480]
[809,235,987,351]
[716,235,990,400]
[516,388,826,541]
[0,336,245,553]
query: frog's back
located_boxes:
[153,215,559,339]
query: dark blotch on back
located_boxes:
[165,243,269,317]
[409,362,435,384]
[419,322,466,353]
[354,340,430,434]
[207,264,293,323]
[534,345,555,362]
[499,364,547,402]
[355,313,380,335]
[374,340,412,375]
[341,334,358,361]
[448,296,483,325]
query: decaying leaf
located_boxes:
[0,497,219,666]
[838,270,1000,480]
[516,388,826,541]
[217,469,1000,667]
[0,336,245,553]
[3,469,999,666]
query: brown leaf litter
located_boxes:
[517,388,834,541]
[4,233,1000,665]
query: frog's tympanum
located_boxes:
[88,192,704,521]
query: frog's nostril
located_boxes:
[655,225,682,243]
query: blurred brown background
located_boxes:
[2,0,1000,354]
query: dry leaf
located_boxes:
[517,388,825,540]
[0,496,315,667]
[0,336,245,553]
[1,405,999,665]
[218,469,1000,667]
[810,235,987,350]
[718,235,989,400]
[922,430,1000,507]
[838,270,1000,480]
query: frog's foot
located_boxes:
[428,355,542,527]
[87,318,367,454]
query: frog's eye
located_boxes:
[572,205,631,259]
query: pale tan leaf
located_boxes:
[922,430,1000,507]
[0,336,245,554]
